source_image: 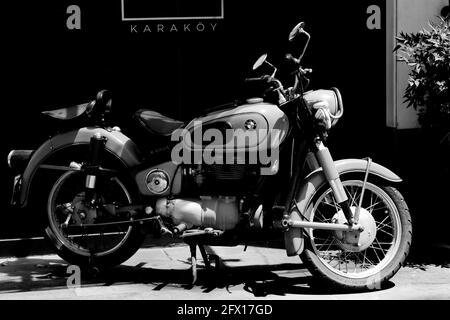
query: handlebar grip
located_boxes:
[245,76,271,83]
[285,53,300,65]
[245,78,263,83]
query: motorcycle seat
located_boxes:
[41,90,112,121]
[41,101,94,120]
[135,109,185,136]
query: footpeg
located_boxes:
[155,216,173,237]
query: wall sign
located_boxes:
[121,0,224,21]
[121,0,224,34]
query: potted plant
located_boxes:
[395,17,449,169]
[395,17,450,249]
[395,17,449,133]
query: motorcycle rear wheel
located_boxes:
[45,170,145,269]
[300,177,412,291]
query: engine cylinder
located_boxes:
[155,197,239,231]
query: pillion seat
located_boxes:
[41,90,112,121]
[41,102,94,120]
[134,109,185,137]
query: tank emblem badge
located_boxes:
[146,169,170,194]
[244,119,257,130]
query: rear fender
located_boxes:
[19,127,143,208]
[284,159,402,256]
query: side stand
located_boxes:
[188,242,220,285]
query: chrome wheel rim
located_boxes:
[47,171,133,257]
[308,181,402,279]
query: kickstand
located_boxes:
[189,243,198,285]
[188,242,221,285]
[198,244,210,268]
[199,244,221,271]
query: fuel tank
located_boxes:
[174,99,290,167]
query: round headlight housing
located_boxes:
[304,88,344,129]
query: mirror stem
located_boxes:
[299,31,311,62]
[265,61,278,78]
[266,60,275,69]
[271,68,278,78]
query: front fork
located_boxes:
[313,141,355,225]
[308,140,373,226]
[84,133,107,203]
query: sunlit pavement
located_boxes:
[0,244,449,300]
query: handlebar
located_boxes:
[244,75,273,83]
[245,75,286,104]
[285,54,313,75]
[245,75,284,91]
[246,53,314,104]
[285,53,300,66]
[244,77,268,83]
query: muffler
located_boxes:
[155,196,239,231]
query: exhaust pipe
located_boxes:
[155,197,239,231]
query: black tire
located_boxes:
[300,177,412,291]
[44,170,146,269]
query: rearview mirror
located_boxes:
[252,53,268,70]
[289,21,306,42]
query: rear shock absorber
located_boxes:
[85,132,107,203]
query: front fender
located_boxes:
[284,159,402,256]
[19,127,143,208]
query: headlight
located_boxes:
[314,106,333,130]
[304,88,344,128]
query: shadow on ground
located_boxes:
[1,234,447,298]
[406,242,450,270]
[0,255,395,297]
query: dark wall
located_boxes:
[1,0,387,236]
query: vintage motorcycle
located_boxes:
[7,22,412,291]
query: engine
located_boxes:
[153,163,260,232]
[155,196,239,232]
[183,164,259,195]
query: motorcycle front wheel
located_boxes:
[45,170,145,269]
[300,177,412,291]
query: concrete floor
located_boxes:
[0,244,449,300]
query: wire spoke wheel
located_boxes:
[47,171,138,259]
[300,178,412,291]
